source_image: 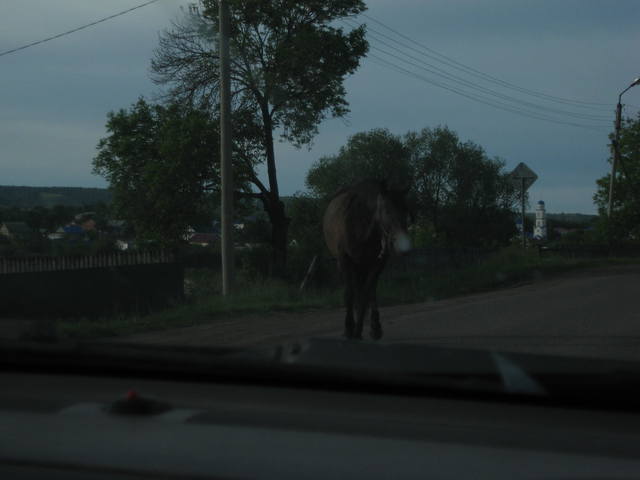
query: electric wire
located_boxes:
[369,42,612,125]
[367,53,609,132]
[360,12,617,110]
[0,0,162,58]
[340,16,614,130]
[342,18,612,124]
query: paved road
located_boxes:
[386,265,640,361]
[119,264,640,361]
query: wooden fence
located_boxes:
[0,251,174,275]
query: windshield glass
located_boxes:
[1,0,639,367]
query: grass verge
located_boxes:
[377,246,626,305]
[58,276,341,339]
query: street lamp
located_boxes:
[607,77,640,217]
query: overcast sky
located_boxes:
[1,0,639,213]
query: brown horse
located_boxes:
[323,180,411,340]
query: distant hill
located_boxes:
[526,212,598,226]
[546,213,598,225]
[0,186,111,208]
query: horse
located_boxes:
[323,180,411,340]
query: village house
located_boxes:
[0,221,32,240]
[74,212,97,232]
[47,227,66,241]
[188,232,218,247]
[106,220,127,236]
[116,239,137,251]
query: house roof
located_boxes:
[1,222,31,234]
[63,224,84,234]
[189,233,218,244]
[74,211,96,222]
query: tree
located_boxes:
[306,128,412,198]
[150,0,368,274]
[407,126,517,247]
[405,126,458,233]
[93,98,236,245]
[307,125,518,248]
[594,112,640,241]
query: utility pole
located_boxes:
[521,177,526,249]
[607,101,623,218]
[219,0,234,295]
[608,78,640,218]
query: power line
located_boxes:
[354,22,613,120]
[366,53,609,132]
[369,42,611,125]
[340,16,613,130]
[0,0,162,58]
[360,12,618,110]
[342,18,612,125]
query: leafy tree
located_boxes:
[285,192,337,283]
[93,98,234,245]
[306,125,517,248]
[405,126,458,233]
[235,211,271,246]
[0,206,24,223]
[150,0,368,274]
[306,128,412,198]
[48,205,77,231]
[594,112,640,241]
[406,126,518,247]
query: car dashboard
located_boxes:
[3,340,640,479]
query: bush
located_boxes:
[235,243,272,279]
[178,243,221,269]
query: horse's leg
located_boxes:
[353,266,371,340]
[366,261,386,340]
[370,280,382,340]
[342,258,355,339]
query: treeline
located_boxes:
[92,117,524,278]
[546,213,597,225]
[0,186,111,208]
[0,204,111,233]
[301,127,519,248]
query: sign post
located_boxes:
[509,163,538,248]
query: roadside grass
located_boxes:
[58,273,341,339]
[57,247,640,339]
[377,246,590,305]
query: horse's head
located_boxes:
[374,183,412,254]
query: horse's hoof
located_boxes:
[370,328,383,340]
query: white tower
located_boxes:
[533,200,547,240]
